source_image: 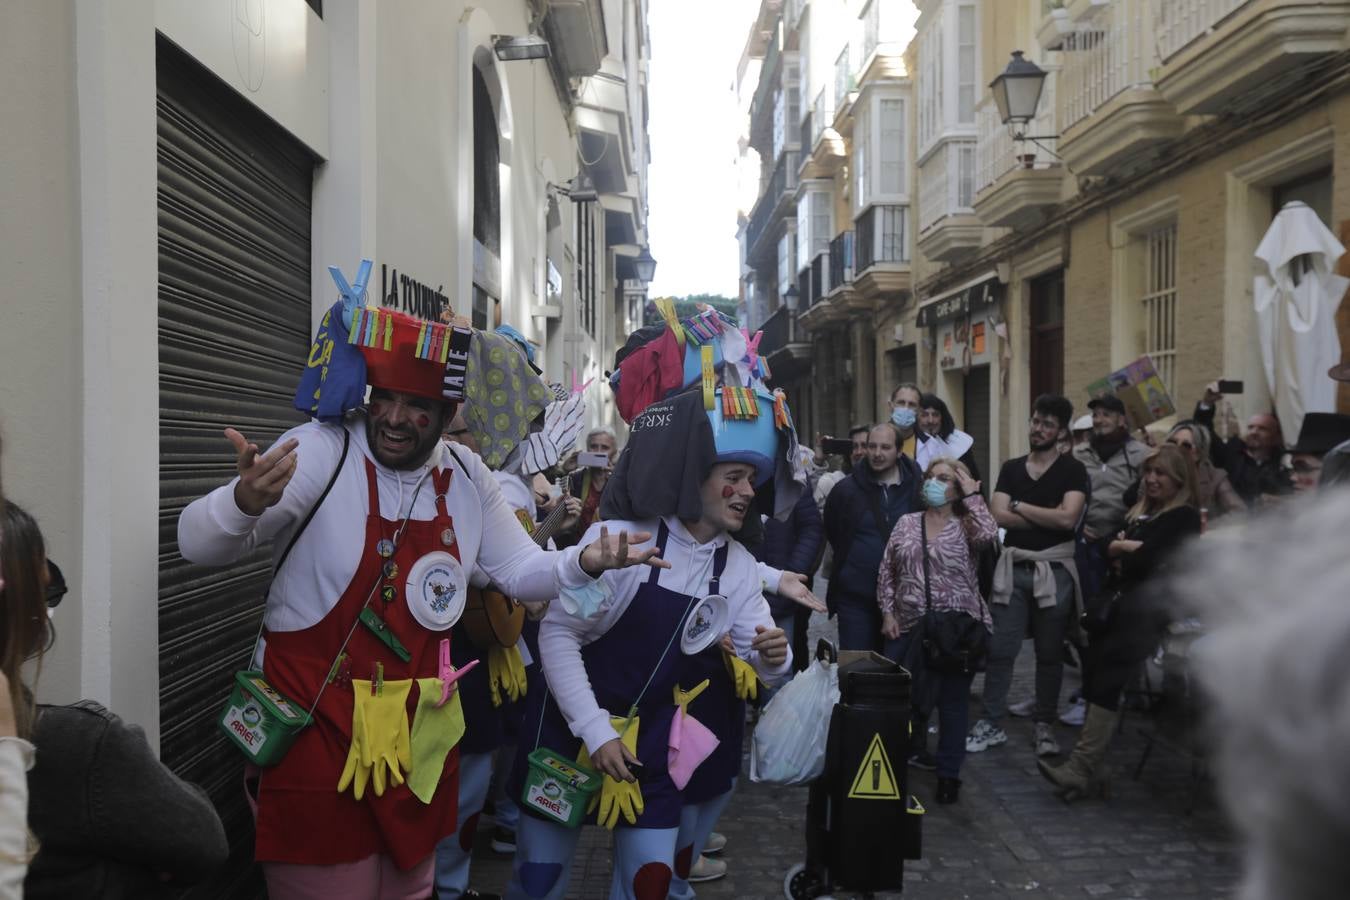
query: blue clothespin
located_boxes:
[329,259,374,332]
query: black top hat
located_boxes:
[1291,412,1350,455]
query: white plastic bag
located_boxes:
[749,658,840,784]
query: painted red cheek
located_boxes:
[722,485,736,498]
[415,413,431,429]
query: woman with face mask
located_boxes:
[876,459,995,804]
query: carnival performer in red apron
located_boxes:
[178,289,663,900]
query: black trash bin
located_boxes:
[787,644,924,899]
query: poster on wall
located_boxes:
[1085,356,1176,429]
[937,318,991,371]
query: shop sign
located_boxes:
[916,276,1002,328]
[382,263,450,321]
[937,318,992,371]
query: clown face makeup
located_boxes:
[367,388,452,470]
[699,463,757,534]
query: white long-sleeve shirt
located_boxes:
[177,418,589,639]
[541,516,793,755]
[0,736,33,900]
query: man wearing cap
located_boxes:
[178,303,660,900]
[1073,394,1149,593]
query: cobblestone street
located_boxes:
[470,612,1238,899]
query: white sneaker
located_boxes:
[702,832,727,856]
[1008,698,1036,718]
[966,719,1009,753]
[1058,698,1087,727]
[688,854,727,883]
[1034,722,1062,757]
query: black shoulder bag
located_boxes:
[919,513,991,675]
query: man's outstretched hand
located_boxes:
[226,428,299,516]
[579,526,671,577]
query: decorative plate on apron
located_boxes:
[405,551,468,631]
[681,593,730,655]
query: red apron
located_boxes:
[256,459,462,869]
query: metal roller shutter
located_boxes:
[156,36,314,897]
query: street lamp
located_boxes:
[990,51,1050,138]
[783,284,799,309]
[633,246,658,285]
[549,172,599,203]
[492,35,551,61]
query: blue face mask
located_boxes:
[891,407,917,429]
[923,478,951,508]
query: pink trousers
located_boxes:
[262,853,433,900]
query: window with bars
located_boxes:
[772,88,786,160]
[862,0,879,62]
[957,4,977,123]
[1142,223,1178,394]
[811,191,832,258]
[879,98,905,195]
[778,232,796,298]
[786,64,801,145]
[835,46,852,109]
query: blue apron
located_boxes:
[511,522,728,829]
[678,639,744,804]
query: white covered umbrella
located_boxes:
[1253,201,1348,443]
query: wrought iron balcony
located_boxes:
[856,205,909,274]
[829,232,854,289]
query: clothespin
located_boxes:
[570,371,594,397]
[436,638,479,708]
[742,328,763,368]
[701,345,715,411]
[329,259,374,332]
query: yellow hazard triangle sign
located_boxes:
[847,733,901,800]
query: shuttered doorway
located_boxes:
[962,365,992,485]
[157,36,314,897]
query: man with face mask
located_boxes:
[888,383,923,462]
[178,305,659,899]
[822,423,923,651]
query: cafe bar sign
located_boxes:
[915,275,1002,328]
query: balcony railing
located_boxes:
[856,205,910,273]
[798,267,814,307]
[829,231,855,289]
[750,18,783,129]
[834,48,855,113]
[811,88,833,148]
[811,251,827,299]
[759,304,795,359]
[745,150,801,251]
[1157,0,1250,63]
[975,72,1059,196]
[798,111,813,163]
[1059,0,1155,132]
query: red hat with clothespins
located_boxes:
[349,306,473,403]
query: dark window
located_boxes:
[1273,167,1332,227]
[473,67,500,256]
[1029,268,1065,402]
[577,202,596,337]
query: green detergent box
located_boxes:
[522,748,601,828]
[219,670,311,767]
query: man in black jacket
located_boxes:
[822,423,922,651]
[754,487,824,647]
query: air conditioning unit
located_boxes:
[543,0,607,78]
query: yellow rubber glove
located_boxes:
[488,644,528,707]
[358,677,413,797]
[408,677,466,804]
[723,650,761,701]
[337,687,373,799]
[576,715,644,829]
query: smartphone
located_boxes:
[577,451,611,469]
[822,437,854,455]
[1216,379,1244,395]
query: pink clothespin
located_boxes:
[436,639,479,707]
[570,371,594,397]
[742,328,763,367]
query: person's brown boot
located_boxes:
[1037,703,1119,801]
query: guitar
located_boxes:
[461,478,576,650]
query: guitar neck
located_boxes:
[531,477,574,547]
